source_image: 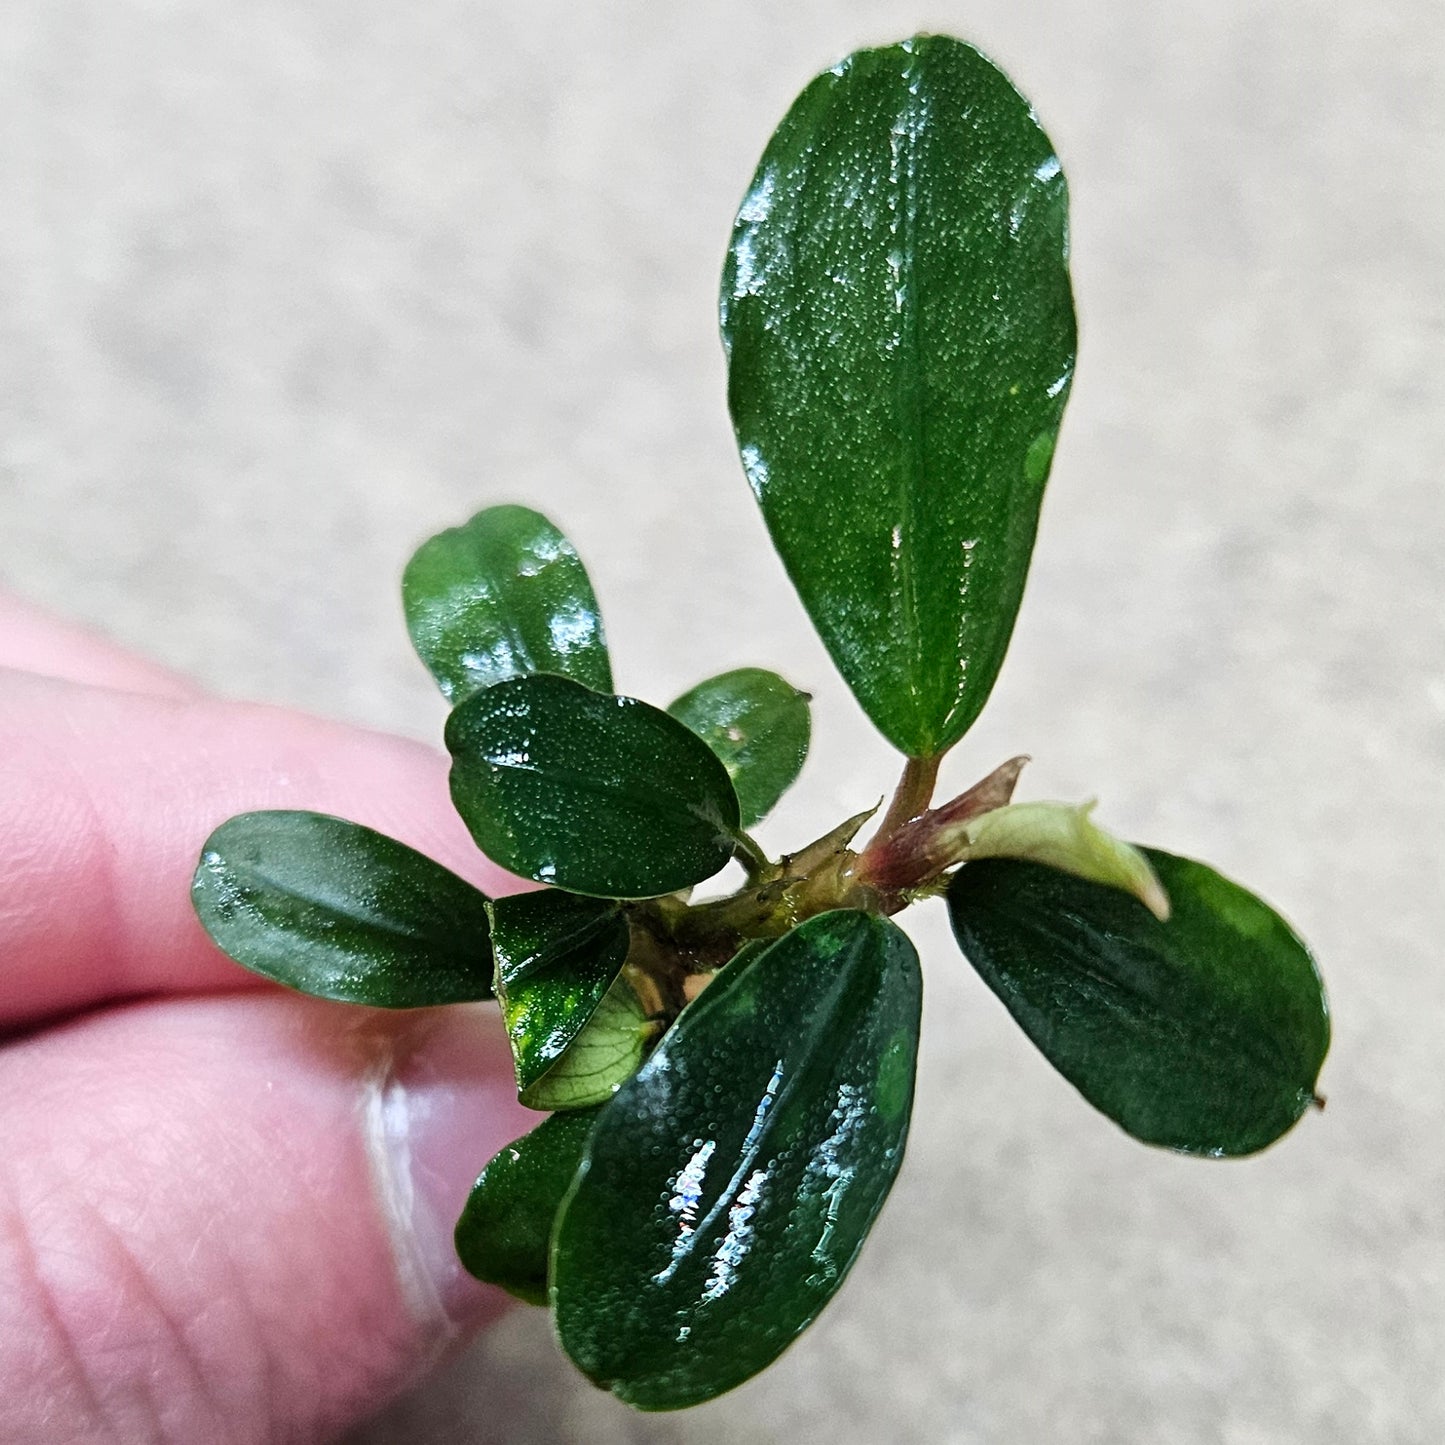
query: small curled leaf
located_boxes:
[455,1107,602,1304]
[490,891,633,1102]
[668,667,811,827]
[403,504,611,704]
[957,799,1170,919]
[520,972,653,1111]
[489,889,628,988]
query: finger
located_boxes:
[0,671,519,1030]
[0,990,534,1445]
[0,593,201,697]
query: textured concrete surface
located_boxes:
[3,2,1442,1441]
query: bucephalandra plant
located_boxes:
[192,34,1330,1412]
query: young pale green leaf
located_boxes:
[192,811,493,1007]
[446,673,741,899]
[955,800,1170,920]
[402,504,611,704]
[489,889,628,988]
[521,973,653,1111]
[667,667,811,827]
[721,36,1076,758]
[491,894,632,1102]
[551,910,922,1411]
[454,1108,601,1304]
[947,851,1329,1156]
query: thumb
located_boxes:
[0,990,533,1445]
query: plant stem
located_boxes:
[730,828,774,883]
[634,810,885,980]
[872,753,942,843]
[855,753,1029,896]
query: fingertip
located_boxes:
[362,1003,537,1337]
[0,592,201,697]
[0,677,527,1026]
[0,993,531,1442]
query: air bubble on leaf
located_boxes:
[700,1165,771,1304]
[654,1139,718,1284]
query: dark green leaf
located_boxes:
[192,811,493,1007]
[490,891,633,1103]
[403,504,611,704]
[455,1108,601,1305]
[947,851,1330,1156]
[721,36,1076,757]
[489,889,628,988]
[522,973,653,1111]
[552,910,921,1410]
[446,673,741,898]
[667,668,811,827]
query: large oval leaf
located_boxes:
[403,504,611,704]
[446,674,741,898]
[455,1108,601,1304]
[947,851,1329,1156]
[552,909,922,1410]
[721,36,1076,757]
[667,667,811,827]
[192,811,493,1006]
[490,891,632,1101]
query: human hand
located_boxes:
[0,594,534,1444]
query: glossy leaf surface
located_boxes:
[722,36,1076,757]
[403,504,611,704]
[667,668,811,827]
[491,893,632,1101]
[552,910,922,1410]
[192,811,493,1006]
[447,673,741,898]
[947,851,1329,1155]
[455,1108,600,1304]
[522,973,652,1111]
[489,889,628,988]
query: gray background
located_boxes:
[3,2,1441,1441]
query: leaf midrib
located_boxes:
[476,753,729,835]
[225,859,472,954]
[891,45,926,712]
[659,926,877,1280]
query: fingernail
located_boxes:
[364,1005,533,1334]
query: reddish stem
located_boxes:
[871,753,942,843]
[858,754,1030,894]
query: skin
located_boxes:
[0,594,535,1444]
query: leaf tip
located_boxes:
[1141,877,1172,923]
[1119,835,1171,921]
